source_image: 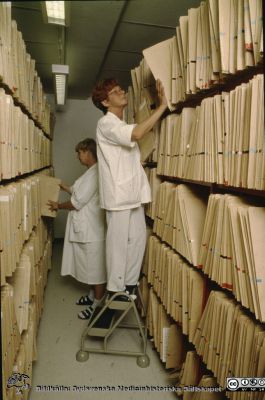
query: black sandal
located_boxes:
[76,295,93,306]
[78,305,95,320]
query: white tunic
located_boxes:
[61,164,106,284]
[96,111,151,210]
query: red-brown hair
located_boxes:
[92,78,119,114]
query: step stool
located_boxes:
[76,285,150,368]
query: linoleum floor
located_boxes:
[29,240,177,400]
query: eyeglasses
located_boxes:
[108,86,124,96]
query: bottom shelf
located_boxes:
[138,274,265,400]
[139,278,226,399]
[2,228,53,400]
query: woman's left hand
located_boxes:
[47,200,59,211]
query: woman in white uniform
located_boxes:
[48,138,106,319]
[92,78,167,299]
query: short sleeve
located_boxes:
[98,117,136,148]
[70,170,97,210]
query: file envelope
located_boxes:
[136,99,155,162]
[39,175,61,217]
[193,290,265,388]
[143,37,176,111]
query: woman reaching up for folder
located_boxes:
[48,138,106,320]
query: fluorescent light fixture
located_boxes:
[52,64,69,106]
[55,74,66,105]
[42,1,69,26]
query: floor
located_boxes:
[30,240,178,400]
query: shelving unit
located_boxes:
[0,4,55,399]
[128,1,264,398]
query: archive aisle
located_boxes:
[0,3,56,399]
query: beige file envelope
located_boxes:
[170,37,177,104]
[208,0,221,74]
[254,75,263,190]
[197,376,222,400]
[179,185,208,266]
[150,289,159,343]
[202,2,212,90]
[172,256,180,323]
[214,300,226,374]
[257,336,265,376]
[157,118,166,175]
[188,269,205,342]
[143,37,175,111]
[136,99,156,162]
[196,290,216,356]
[247,80,257,188]
[162,190,174,246]
[196,5,203,90]
[182,265,189,335]
[188,8,198,94]
[234,85,245,187]
[218,0,231,74]
[134,65,141,92]
[166,324,184,369]
[130,69,138,98]
[228,0,237,74]
[39,174,61,217]
[241,84,251,188]
[248,206,265,322]
[181,108,196,177]
[169,115,180,177]
[171,254,179,322]
[244,318,256,376]
[0,90,6,179]
[182,351,201,388]
[160,305,170,361]
[249,0,263,64]
[239,206,259,317]
[139,276,149,317]
[237,0,245,71]
[244,0,254,67]
[166,250,175,314]
[9,254,31,334]
[176,27,186,101]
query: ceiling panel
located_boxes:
[103,50,142,72]
[66,1,126,48]
[110,21,175,53]
[99,68,133,90]
[123,0,202,26]
[66,47,104,67]
[69,1,126,17]
[25,43,60,64]
[11,6,59,43]
[11,1,40,10]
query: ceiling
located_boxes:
[11,0,200,99]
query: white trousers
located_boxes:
[106,206,146,292]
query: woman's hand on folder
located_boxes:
[47,200,59,211]
[131,79,167,141]
[156,79,167,107]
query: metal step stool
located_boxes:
[76,285,150,368]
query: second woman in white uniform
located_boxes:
[48,138,106,319]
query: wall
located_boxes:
[48,95,102,238]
